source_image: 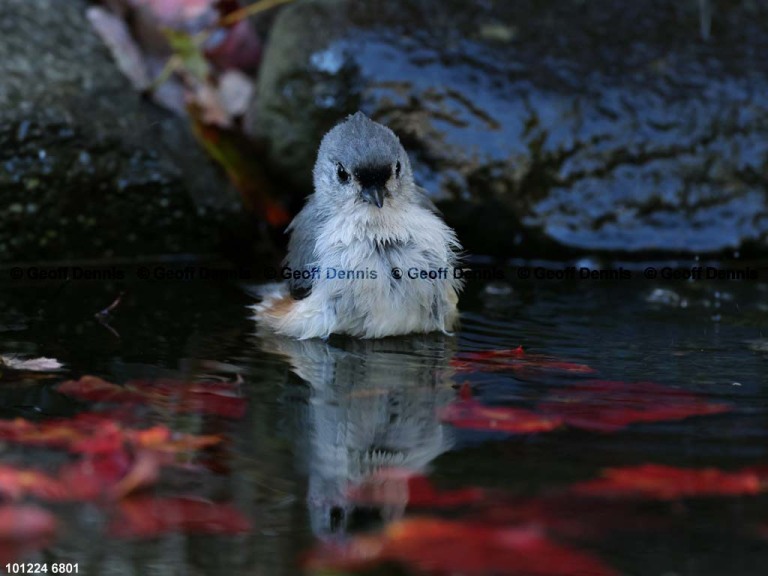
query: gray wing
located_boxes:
[414,185,444,216]
[284,196,324,300]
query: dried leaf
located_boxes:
[0,355,64,372]
[189,109,291,227]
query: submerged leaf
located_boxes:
[0,413,222,457]
[306,517,619,576]
[451,347,595,376]
[439,385,562,434]
[57,376,247,419]
[129,379,248,418]
[60,449,162,501]
[0,506,57,564]
[110,496,251,538]
[57,376,142,404]
[0,466,68,501]
[538,380,730,432]
[0,414,117,451]
[570,464,768,500]
[0,451,160,503]
[348,469,485,510]
[126,426,222,454]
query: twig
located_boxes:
[219,0,295,27]
[95,291,125,339]
[95,291,125,319]
[146,53,182,94]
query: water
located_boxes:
[1,260,767,575]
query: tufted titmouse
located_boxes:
[255,112,462,339]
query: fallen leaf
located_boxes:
[481,496,672,543]
[57,376,248,419]
[189,107,291,227]
[57,376,142,404]
[60,448,162,501]
[0,413,222,457]
[109,450,162,499]
[451,347,595,376]
[110,496,251,538]
[126,425,222,454]
[0,506,57,564]
[129,379,248,418]
[570,464,768,500]
[348,469,485,510]
[305,517,619,576]
[439,385,563,434]
[538,380,730,432]
[0,355,64,382]
[0,356,64,372]
[59,450,134,501]
[0,466,68,501]
[0,414,116,451]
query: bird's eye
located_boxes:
[336,163,350,184]
[395,161,401,178]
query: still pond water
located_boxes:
[1,259,767,575]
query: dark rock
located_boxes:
[247,0,768,257]
[0,0,243,263]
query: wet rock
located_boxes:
[0,0,242,263]
[247,0,768,257]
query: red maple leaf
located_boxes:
[110,496,251,538]
[537,380,730,432]
[305,517,620,576]
[570,464,768,500]
[348,469,485,510]
[57,377,247,419]
[0,506,57,564]
[439,385,563,434]
[451,347,595,376]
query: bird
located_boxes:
[254,112,463,340]
[259,334,456,534]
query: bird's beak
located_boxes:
[361,186,386,209]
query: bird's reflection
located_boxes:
[258,333,457,536]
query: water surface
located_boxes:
[1,260,766,575]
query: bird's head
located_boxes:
[313,112,415,210]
